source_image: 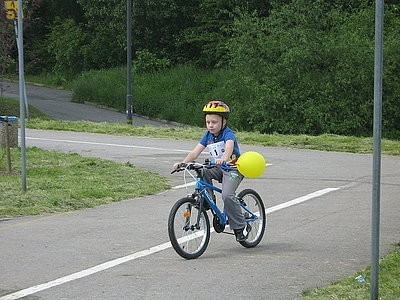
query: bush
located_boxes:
[72,68,125,111]
[47,18,87,77]
[72,65,238,125]
[135,66,237,125]
[70,1,399,139]
[225,1,399,138]
[133,50,171,74]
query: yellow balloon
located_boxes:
[236,151,266,178]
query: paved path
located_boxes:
[0,129,399,299]
[0,81,399,299]
[1,80,177,126]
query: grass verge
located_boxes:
[1,97,54,120]
[302,243,400,299]
[2,97,400,156]
[26,119,400,156]
[0,147,169,218]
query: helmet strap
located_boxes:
[221,118,227,132]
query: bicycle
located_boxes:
[168,161,266,259]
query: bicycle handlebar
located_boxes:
[171,161,236,174]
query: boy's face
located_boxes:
[205,114,226,135]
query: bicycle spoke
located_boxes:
[168,197,210,259]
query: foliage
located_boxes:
[180,0,271,68]
[381,3,400,139]
[133,49,171,74]
[71,68,126,109]
[225,1,400,138]
[133,65,238,124]
[0,0,46,74]
[2,0,399,138]
[76,0,126,70]
[47,18,87,77]
[3,0,275,74]
[0,14,15,75]
[70,55,400,139]
[133,0,198,63]
[71,65,238,125]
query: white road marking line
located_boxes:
[26,137,190,153]
[25,138,273,168]
[265,188,340,214]
[0,187,340,300]
[0,242,172,300]
[172,181,196,189]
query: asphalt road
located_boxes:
[1,80,176,126]
[0,82,399,299]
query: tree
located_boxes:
[0,3,16,76]
[180,0,272,68]
[226,0,380,135]
[47,18,87,76]
[24,0,85,74]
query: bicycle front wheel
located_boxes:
[237,189,266,248]
[168,197,210,259]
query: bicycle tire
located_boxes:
[168,197,211,259]
[237,189,266,248]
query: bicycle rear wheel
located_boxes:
[237,189,266,248]
[168,197,210,259]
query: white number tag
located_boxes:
[207,141,225,160]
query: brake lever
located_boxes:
[171,163,188,174]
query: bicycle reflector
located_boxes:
[236,151,266,178]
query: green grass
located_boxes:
[26,118,400,156]
[1,97,54,120]
[0,147,169,217]
[4,74,75,89]
[4,97,395,156]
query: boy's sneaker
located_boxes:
[234,223,252,242]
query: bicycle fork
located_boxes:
[182,195,203,231]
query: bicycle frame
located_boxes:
[175,162,260,228]
[195,178,227,225]
[195,175,259,226]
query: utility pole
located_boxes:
[371,0,384,299]
[126,0,133,125]
[17,0,27,191]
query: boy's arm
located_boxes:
[173,144,205,169]
[183,143,205,163]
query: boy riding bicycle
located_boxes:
[172,100,251,242]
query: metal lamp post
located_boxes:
[126,0,133,125]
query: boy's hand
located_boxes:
[172,162,181,169]
[215,158,225,166]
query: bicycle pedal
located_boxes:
[213,216,225,233]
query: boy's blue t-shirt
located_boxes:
[199,126,241,161]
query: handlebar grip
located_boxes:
[171,161,235,174]
[171,163,188,174]
[206,161,235,170]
